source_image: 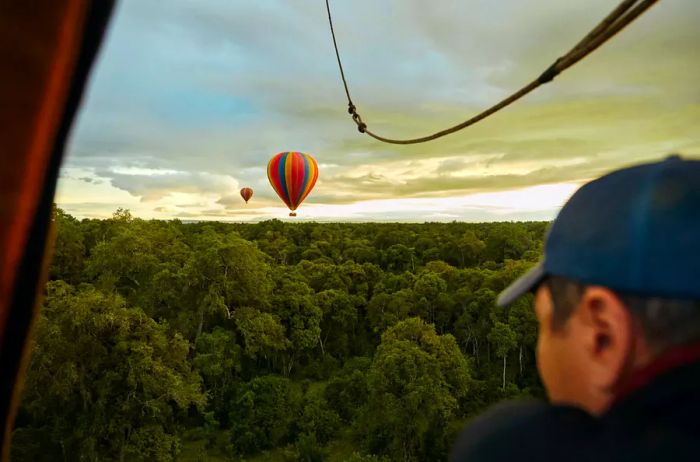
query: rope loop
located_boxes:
[351,112,367,132]
[326,0,660,144]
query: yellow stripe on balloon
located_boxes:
[300,153,317,201]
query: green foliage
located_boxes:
[484,224,534,263]
[343,453,390,462]
[315,289,358,359]
[193,328,241,426]
[229,375,301,456]
[49,208,85,284]
[234,307,289,358]
[14,212,550,461]
[293,432,325,462]
[272,270,322,375]
[362,318,471,461]
[13,281,205,461]
[489,322,518,359]
[298,391,341,444]
[325,358,371,422]
[488,321,518,390]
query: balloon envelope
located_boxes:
[267,151,318,214]
[240,187,253,203]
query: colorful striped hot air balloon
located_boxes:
[240,187,253,204]
[267,151,318,217]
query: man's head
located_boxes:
[497,155,700,415]
[534,277,700,415]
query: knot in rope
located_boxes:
[351,111,367,133]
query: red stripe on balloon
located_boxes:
[290,153,304,209]
[269,154,291,208]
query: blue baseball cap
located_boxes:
[497,155,700,306]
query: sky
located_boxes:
[57,0,700,222]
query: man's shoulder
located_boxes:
[449,400,596,462]
[450,389,700,462]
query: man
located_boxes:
[450,155,700,461]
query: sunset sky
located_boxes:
[57,0,700,222]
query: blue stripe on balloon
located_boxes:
[297,155,310,203]
[278,152,288,203]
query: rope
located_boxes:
[326,0,660,145]
[325,0,366,132]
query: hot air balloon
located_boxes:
[240,187,253,204]
[267,151,318,217]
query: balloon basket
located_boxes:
[289,212,297,217]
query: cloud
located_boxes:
[217,194,280,209]
[175,203,208,208]
[322,164,587,202]
[94,168,239,201]
[58,0,699,221]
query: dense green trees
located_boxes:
[363,319,470,461]
[12,210,546,461]
[14,282,205,462]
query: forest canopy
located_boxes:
[12,209,547,461]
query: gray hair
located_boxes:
[546,276,700,353]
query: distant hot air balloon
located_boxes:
[267,151,318,217]
[240,187,253,204]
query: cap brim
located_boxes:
[496,261,546,307]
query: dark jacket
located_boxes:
[450,350,700,461]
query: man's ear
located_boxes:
[578,286,635,391]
